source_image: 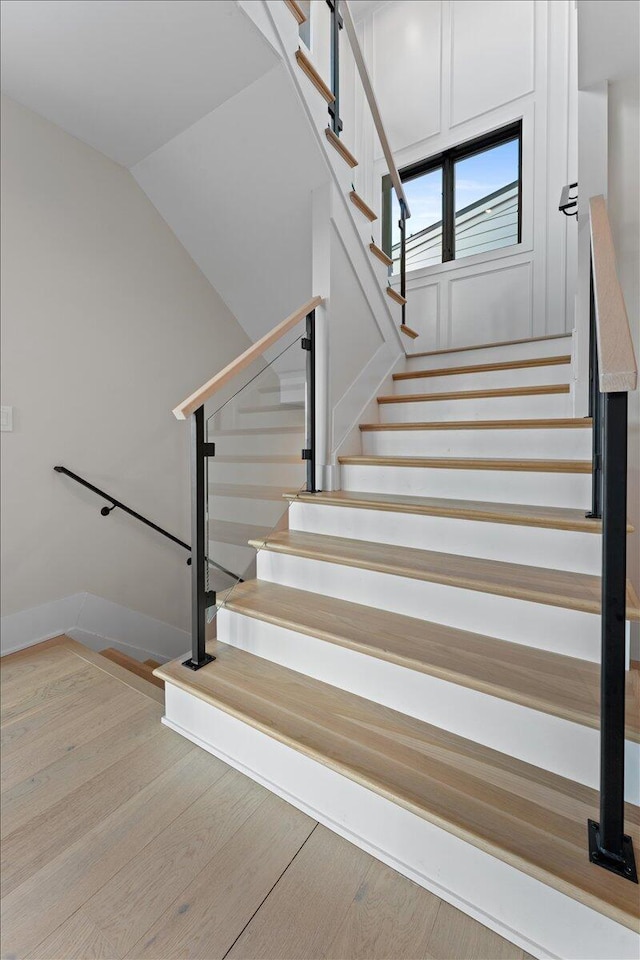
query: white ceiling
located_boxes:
[577,0,640,88]
[0,0,279,166]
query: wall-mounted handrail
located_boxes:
[341,1,410,218]
[589,196,638,393]
[53,465,243,582]
[585,195,638,884]
[173,296,322,420]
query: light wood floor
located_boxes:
[0,638,535,960]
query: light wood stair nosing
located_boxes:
[369,242,393,267]
[284,0,307,24]
[394,355,572,380]
[349,190,377,221]
[247,531,640,620]
[283,490,629,533]
[295,49,335,104]
[218,581,640,742]
[400,324,419,339]
[338,455,592,474]
[386,287,407,306]
[359,418,592,431]
[156,642,640,932]
[325,127,358,167]
[378,384,570,403]
[407,332,572,359]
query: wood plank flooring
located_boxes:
[1,637,530,960]
[156,640,640,932]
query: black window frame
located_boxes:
[383,120,522,268]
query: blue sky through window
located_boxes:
[391,138,519,267]
[393,139,519,239]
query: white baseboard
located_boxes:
[0,592,189,663]
[162,683,640,960]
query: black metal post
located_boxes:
[326,0,343,134]
[588,390,637,882]
[303,310,317,493]
[399,200,407,327]
[183,405,215,671]
[587,262,602,520]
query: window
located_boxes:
[384,121,522,274]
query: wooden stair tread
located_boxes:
[156,641,640,930]
[295,50,334,104]
[400,324,419,339]
[407,333,572,359]
[284,0,307,24]
[325,127,358,167]
[247,530,640,620]
[378,384,570,403]
[99,649,164,690]
[282,489,623,532]
[143,659,161,668]
[349,190,377,221]
[338,455,591,474]
[219,580,640,742]
[360,417,592,431]
[394,355,572,380]
[369,242,393,267]
[386,287,407,306]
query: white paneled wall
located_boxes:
[329,0,579,350]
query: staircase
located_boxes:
[100,648,164,690]
[157,332,640,960]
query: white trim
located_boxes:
[162,683,640,960]
[0,592,189,662]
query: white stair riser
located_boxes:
[340,464,591,509]
[255,550,606,661]
[208,462,305,487]
[393,364,571,395]
[163,683,640,960]
[379,392,572,423]
[232,406,305,429]
[208,495,289,528]
[361,426,592,460]
[211,431,304,457]
[208,540,255,578]
[405,337,573,371]
[217,608,639,801]
[288,502,601,574]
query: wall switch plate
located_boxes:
[1,406,13,431]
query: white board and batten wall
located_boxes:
[335,0,579,351]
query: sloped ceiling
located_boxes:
[0,0,279,166]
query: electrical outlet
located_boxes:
[1,406,13,431]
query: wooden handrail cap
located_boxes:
[173,296,323,420]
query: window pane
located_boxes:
[454,139,519,260]
[391,167,443,275]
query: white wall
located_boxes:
[0,96,250,646]
[608,73,640,658]
[334,0,578,349]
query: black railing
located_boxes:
[325,0,409,330]
[54,465,242,583]
[326,0,343,135]
[559,181,578,217]
[183,306,318,671]
[585,220,637,884]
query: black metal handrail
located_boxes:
[54,465,242,583]
[584,198,638,884]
